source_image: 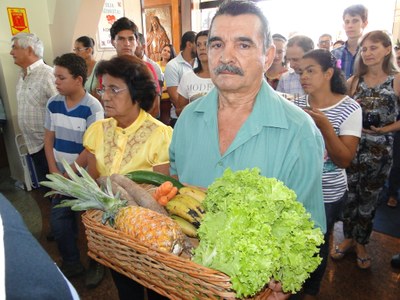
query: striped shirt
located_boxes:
[331,43,359,79]
[294,95,362,203]
[45,92,104,172]
[16,59,57,154]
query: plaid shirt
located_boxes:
[331,42,359,79]
[16,59,57,154]
[276,69,305,96]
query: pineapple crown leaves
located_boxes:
[40,160,127,220]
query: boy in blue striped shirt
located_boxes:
[44,53,104,284]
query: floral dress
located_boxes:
[343,75,399,244]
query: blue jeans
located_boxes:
[51,197,80,264]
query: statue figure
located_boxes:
[146,16,170,62]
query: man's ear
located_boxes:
[76,75,84,86]
[264,44,276,72]
[112,39,116,49]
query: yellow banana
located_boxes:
[171,194,205,220]
[166,199,201,228]
[171,215,198,237]
[179,186,207,203]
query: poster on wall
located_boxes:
[97,0,124,49]
[7,7,30,35]
[144,6,172,62]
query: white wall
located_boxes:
[0,0,143,182]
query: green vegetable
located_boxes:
[125,170,184,189]
[192,168,324,298]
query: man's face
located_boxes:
[54,65,81,96]
[285,45,305,72]
[208,14,274,94]
[272,39,286,66]
[318,36,332,51]
[113,29,137,56]
[343,14,367,40]
[188,41,197,59]
[10,41,30,68]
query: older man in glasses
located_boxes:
[317,33,333,51]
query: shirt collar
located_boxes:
[24,59,45,77]
[195,81,289,129]
[176,52,198,68]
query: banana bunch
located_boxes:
[166,187,207,238]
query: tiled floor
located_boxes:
[1,166,400,300]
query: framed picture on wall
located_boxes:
[98,0,124,49]
[144,6,172,62]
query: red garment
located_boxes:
[144,61,160,94]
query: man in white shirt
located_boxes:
[164,31,197,127]
[10,33,57,184]
[276,35,314,97]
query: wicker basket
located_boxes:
[82,209,272,300]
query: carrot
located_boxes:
[158,195,169,206]
[153,181,174,201]
[156,186,178,206]
[165,186,178,201]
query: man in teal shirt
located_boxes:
[170,0,325,236]
[170,2,326,297]
[170,81,326,232]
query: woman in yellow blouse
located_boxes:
[83,54,172,300]
[84,55,172,178]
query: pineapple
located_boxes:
[41,160,185,255]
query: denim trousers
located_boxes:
[51,197,80,264]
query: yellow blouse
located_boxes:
[157,62,169,100]
[83,109,172,176]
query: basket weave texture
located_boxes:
[82,209,272,300]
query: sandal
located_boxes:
[387,196,398,208]
[357,256,371,269]
[330,241,355,260]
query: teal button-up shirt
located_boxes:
[170,81,326,232]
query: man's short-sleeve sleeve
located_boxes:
[164,62,180,87]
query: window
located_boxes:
[194,0,396,43]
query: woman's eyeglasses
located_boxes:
[96,86,128,97]
[73,47,88,52]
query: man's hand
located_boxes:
[267,279,291,300]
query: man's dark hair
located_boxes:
[96,55,157,111]
[180,31,196,51]
[53,53,87,86]
[272,33,287,43]
[137,32,145,45]
[343,4,368,22]
[110,17,139,41]
[209,0,272,52]
[287,35,315,53]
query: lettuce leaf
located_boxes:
[192,168,324,298]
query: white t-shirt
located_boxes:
[177,70,214,103]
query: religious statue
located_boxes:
[146,16,170,62]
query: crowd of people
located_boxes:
[6,0,400,299]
